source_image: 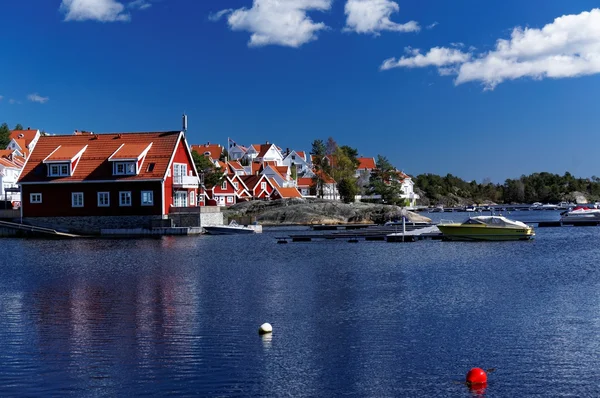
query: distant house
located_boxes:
[282,150,312,176]
[261,164,294,188]
[270,179,302,199]
[254,143,283,164]
[18,131,200,230]
[208,176,238,207]
[191,142,224,163]
[355,157,376,178]
[240,174,276,200]
[7,128,41,158]
[397,172,420,207]
[228,142,248,161]
[297,173,337,200]
[0,150,25,204]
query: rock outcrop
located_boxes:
[223,199,431,225]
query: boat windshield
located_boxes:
[463,216,528,228]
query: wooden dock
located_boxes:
[277,224,442,243]
[0,221,82,238]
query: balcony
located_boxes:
[173,175,199,188]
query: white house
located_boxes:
[282,150,312,176]
[7,128,41,158]
[0,150,24,203]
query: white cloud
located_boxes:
[209,9,234,22]
[128,0,151,10]
[426,22,438,30]
[381,47,471,70]
[27,94,49,104]
[9,99,20,105]
[60,0,130,22]
[216,0,332,48]
[0,95,3,101]
[344,0,419,35]
[382,8,600,90]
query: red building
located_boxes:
[18,131,199,228]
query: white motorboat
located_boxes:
[560,206,600,223]
[203,220,262,235]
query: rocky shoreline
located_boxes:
[223,198,431,226]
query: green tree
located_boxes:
[192,151,224,188]
[310,139,327,198]
[338,177,358,203]
[369,155,403,205]
[219,148,229,162]
[14,123,23,130]
[0,123,10,148]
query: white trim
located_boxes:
[97,191,110,207]
[19,179,163,185]
[141,190,154,206]
[30,193,42,203]
[42,146,62,163]
[119,191,132,207]
[161,180,165,215]
[107,143,125,161]
[71,192,84,207]
[43,144,88,164]
[163,132,183,181]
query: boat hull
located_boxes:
[203,226,257,235]
[437,225,535,241]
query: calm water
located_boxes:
[2,212,600,397]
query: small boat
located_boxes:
[203,220,262,235]
[560,206,600,222]
[437,216,535,241]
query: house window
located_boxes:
[119,191,132,206]
[30,193,42,203]
[173,163,187,177]
[146,163,155,172]
[141,191,154,206]
[221,181,227,190]
[233,182,238,190]
[291,155,296,160]
[49,163,70,177]
[189,191,195,205]
[227,196,234,204]
[261,182,266,190]
[72,192,84,208]
[98,192,110,207]
[114,162,136,176]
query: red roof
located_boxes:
[9,129,39,147]
[270,179,302,198]
[19,131,183,183]
[357,157,376,170]
[191,143,223,160]
[297,177,314,187]
[44,145,87,162]
[109,143,152,160]
[296,151,306,160]
[228,161,244,170]
[257,144,275,158]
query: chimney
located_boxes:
[27,127,30,130]
[266,141,269,145]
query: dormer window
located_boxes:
[108,142,153,177]
[43,144,87,178]
[49,163,70,177]
[114,162,136,175]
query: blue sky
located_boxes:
[2,0,600,182]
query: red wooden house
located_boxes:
[18,131,199,226]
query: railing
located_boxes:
[173,175,199,187]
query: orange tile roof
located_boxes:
[45,145,87,162]
[276,166,289,176]
[257,144,275,158]
[251,162,261,175]
[12,138,27,151]
[228,161,244,170]
[10,129,38,147]
[314,170,335,183]
[357,157,376,170]
[191,143,223,160]
[110,143,151,160]
[297,177,314,187]
[296,151,306,160]
[19,131,182,183]
[275,186,303,198]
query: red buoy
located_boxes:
[466,368,487,385]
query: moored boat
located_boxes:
[437,216,535,241]
[203,220,262,235]
[559,206,600,223]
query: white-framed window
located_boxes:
[30,193,42,203]
[227,196,234,204]
[72,192,84,207]
[98,192,110,207]
[119,191,132,206]
[141,191,154,206]
[221,181,227,190]
[233,182,238,190]
[49,163,70,177]
[189,191,195,206]
[114,162,136,176]
[173,163,187,177]
[261,182,266,190]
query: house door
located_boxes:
[174,191,188,207]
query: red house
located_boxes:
[18,131,200,231]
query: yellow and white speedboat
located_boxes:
[437,216,535,241]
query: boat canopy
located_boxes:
[463,216,529,229]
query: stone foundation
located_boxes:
[24,215,165,235]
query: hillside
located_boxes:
[223,199,431,225]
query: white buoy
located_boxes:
[258,323,273,335]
